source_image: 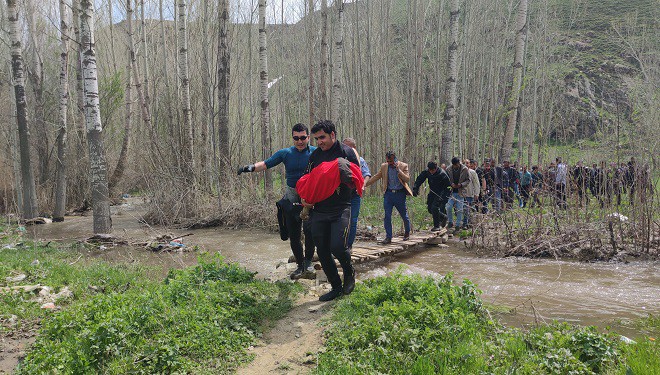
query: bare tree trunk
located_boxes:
[217,0,230,207]
[331,0,344,126]
[7,0,38,220]
[440,0,459,164]
[319,0,328,120]
[109,0,134,196]
[53,0,70,222]
[139,0,150,120]
[26,0,48,185]
[258,0,272,194]
[72,0,85,148]
[80,0,112,233]
[307,0,315,126]
[178,0,195,194]
[108,0,117,74]
[500,0,528,162]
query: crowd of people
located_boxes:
[412,156,653,234]
[238,120,653,301]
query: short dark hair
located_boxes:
[427,161,438,170]
[311,120,335,135]
[292,123,309,134]
[385,151,396,159]
[451,157,460,165]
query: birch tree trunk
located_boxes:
[80,0,112,233]
[217,0,230,194]
[499,0,528,162]
[72,0,85,148]
[439,0,459,165]
[7,0,38,220]
[178,0,195,189]
[53,0,70,222]
[26,0,48,185]
[109,0,133,195]
[331,0,344,126]
[258,0,272,193]
[319,0,328,120]
[306,0,315,126]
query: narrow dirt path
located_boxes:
[237,289,333,375]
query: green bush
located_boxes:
[316,269,648,375]
[17,256,299,374]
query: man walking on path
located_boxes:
[342,138,371,251]
[445,157,470,232]
[413,161,451,231]
[237,123,316,280]
[365,151,413,244]
[301,120,359,302]
[555,157,568,209]
[462,160,481,228]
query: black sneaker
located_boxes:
[447,222,454,229]
[319,288,343,301]
[289,265,304,280]
[431,227,441,232]
[301,260,316,279]
[343,269,355,295]
[379,238,392,245]
[402,233,410,241]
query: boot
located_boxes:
[319,288,342,301]
[343,268,356,295]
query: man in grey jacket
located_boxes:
[445,157,470,232]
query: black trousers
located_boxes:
[310,207,353,290]
[284,209,315,266]
[427,194,447,228]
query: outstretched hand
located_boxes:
[237,164,254,175]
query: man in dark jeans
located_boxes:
[238,123,316,280]
[301,120,359,302]
[412,161,451,231]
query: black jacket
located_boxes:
[305,140,359,214]
[413,169,451,201]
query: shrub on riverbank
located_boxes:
[14,256,299,374]
[317,270,658,374]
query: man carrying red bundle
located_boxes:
[298,120,361,302]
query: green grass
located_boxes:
[316,269,659,374]
[0,223,301,374]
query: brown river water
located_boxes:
[26,199,659,338]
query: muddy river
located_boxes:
[27,200,659,338]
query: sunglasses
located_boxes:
[292,136,308,141]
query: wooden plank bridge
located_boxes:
[349,228,448,265]
[290,228,448,267]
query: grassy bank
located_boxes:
[0,224,300,374]
[317,270,658,374]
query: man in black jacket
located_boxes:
[412,161,451,231]
[302,120,359,302]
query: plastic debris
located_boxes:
[607,213,629,222]
[619,335,636,344]
[6,274,27,283]
[30,259,40,266]
[40,302,56,309]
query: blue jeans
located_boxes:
[384,190,411,239]
[347,194,361,248]
[462,197,474,226]
[445,192,464,226]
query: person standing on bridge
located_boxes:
[412,161,451,232]
[341,137,371,252]
[365,151,413,244]
[237,123,316,280]
[300,120,359,301]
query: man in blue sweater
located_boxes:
[238,123,317,279]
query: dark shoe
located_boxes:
[343,269,356,295]
[402,233,410,241]
[301,260,316,279]
[289,265,304,280]
[319,288,343,301]
[447,222,454,229]
[379,238,392,245]
[431,227,441,232]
